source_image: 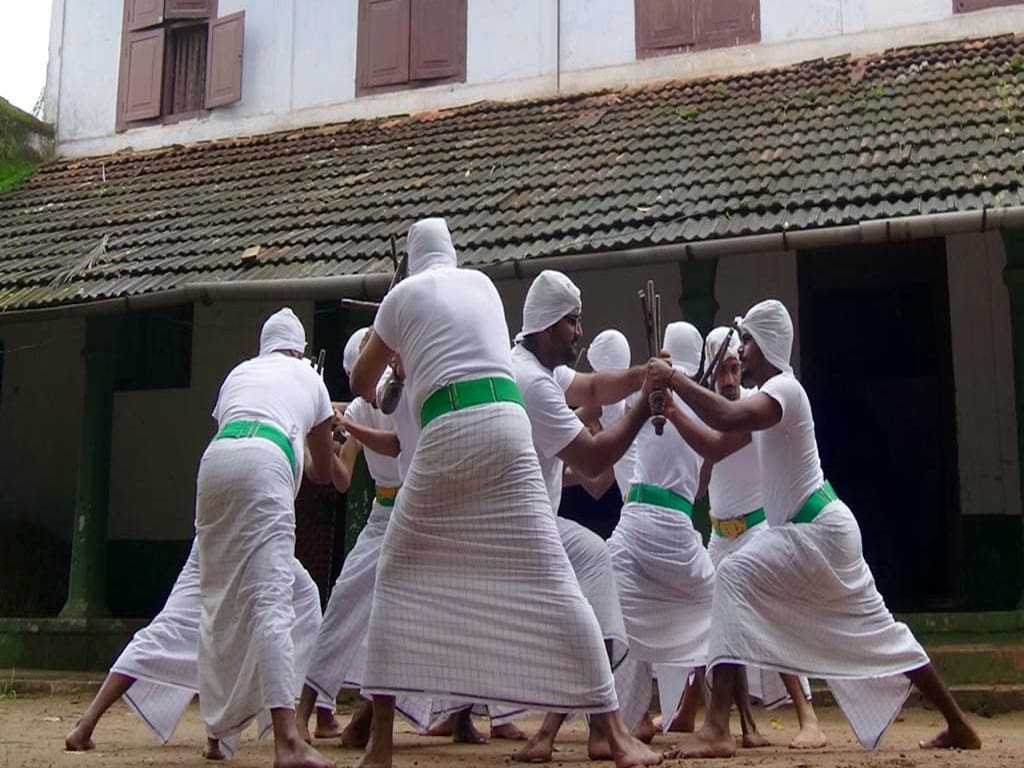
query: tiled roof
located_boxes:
[2,34,1024,313]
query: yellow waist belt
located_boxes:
[375,486,400,506]
[710,508,766,539]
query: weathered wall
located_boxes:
[48,0,1024,157]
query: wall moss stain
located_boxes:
[0,96,53,193]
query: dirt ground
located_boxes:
[1,694,1021,768]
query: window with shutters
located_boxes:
[954,0,1024,11]
[116,305,193,391]
[635,0,759,59]
[116,0,245,132]
[356,0,467,95]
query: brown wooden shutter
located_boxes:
[205,11,245,109]
[694,0,759,50]
[122,28,165,121]
[409,0,466,81]
[165,0,215,19]
[357,0,411,90]
[128,0,165,30]
[954,0,1023,11]
[635,0,695,57]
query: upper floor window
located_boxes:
[356,0,467,95]
[635,0,759,59]
[954,0,1024,11]
[116,0,246,132]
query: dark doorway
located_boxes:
[797,239,962,611]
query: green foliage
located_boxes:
[676,106,700,120]
[713,83,728,97]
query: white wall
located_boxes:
[946,232,1021,518]
[0,317,86,535]
[50,0,1024,157]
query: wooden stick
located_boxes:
[340,298,382,311]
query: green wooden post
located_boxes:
[59,315,121,619]
[344,452,374,555]
[1002,230,1024,608]
[678,257,719,336]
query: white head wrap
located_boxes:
[587,329,630,372]
[518,270,582,341]
[663,322,703,377]
[259,307,307,356]
[342,327,370,377]
[739,299,793,374]
[705,325,740,366]
[407,217,457,276]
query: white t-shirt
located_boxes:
[598,398,639,499]
[708,387,763,521]
[511,344,582,512]
[374,267,514,420]
[345,397,401,488]
[752,372,825,526]
[212,353,333,495]
[629,396,702,504]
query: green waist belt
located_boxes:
[214,420,296,476]
[420,376,525,428]
[626,483,693,516]
[792,480,837,524]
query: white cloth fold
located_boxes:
[407,217,457,275]
[707,502,928,750]
[704,325,740,365]
[259,307,307,356]
[662,322,702,377]
[342,327,370,376]
[738,299,793,374]
[587,329,631,371]
[518,270,582,340]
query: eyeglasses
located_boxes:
[563,314,582,330]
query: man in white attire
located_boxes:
[645,299,980,758]
[510,270,658,763]
[606,321,722,742]
[586,330,639,500]
[350,219,661,768]
[196,307,339,768]
[686,325,823,749]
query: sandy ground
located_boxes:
[1,694,1021,768]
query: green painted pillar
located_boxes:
[678,257,719,336]
[60,315,121,619]
[344,452,374,555]
[1001,230,1024,608]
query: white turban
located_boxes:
[705,325,740,366]
[342,327,370,377]
[259,307,307,356]
[587,329,631,372]
[739,299,793,374]
[518,270,581,341]
[407,217,457,276]
[663,322,703,377]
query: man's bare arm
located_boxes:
[304,418,335,485]
[558,394,649,478]
[330,437,362,493]
[343,418,401,457]
[351,331,392,401]
[663,394,751,463]
[564,366,645,408]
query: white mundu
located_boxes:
[197,309,332,748]
[710,368,930,750]
[304,394,400,707]
[361,218,616,714]
[111,542,330,749]
[609,322,713,672]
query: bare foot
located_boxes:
[353,752,390,768]
[650,714,663,731]
[611,735,662,767]
[663,729,736,760]
[296,712,313,744]
[491,722,527,740]
[314,711,345,740]
[274,735,336,768]
[789,722,827,749]
[203,738,226,760]
[64,721,96,751]
[919,721,981,750]
[341,720,371,749]
[425,712,456,737]
[513,731,555,763]
[634,714,657,744]
[452,711,487,744]
[741,731,770,749]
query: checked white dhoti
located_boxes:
[609,502,714,730]
[707,522,811,709]
[196,438,305,752]
[362,402,617,714]
[112,539,330,748]
[708,501,930,749]
[305,499,392,704]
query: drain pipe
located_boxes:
[2,206,1024,325]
